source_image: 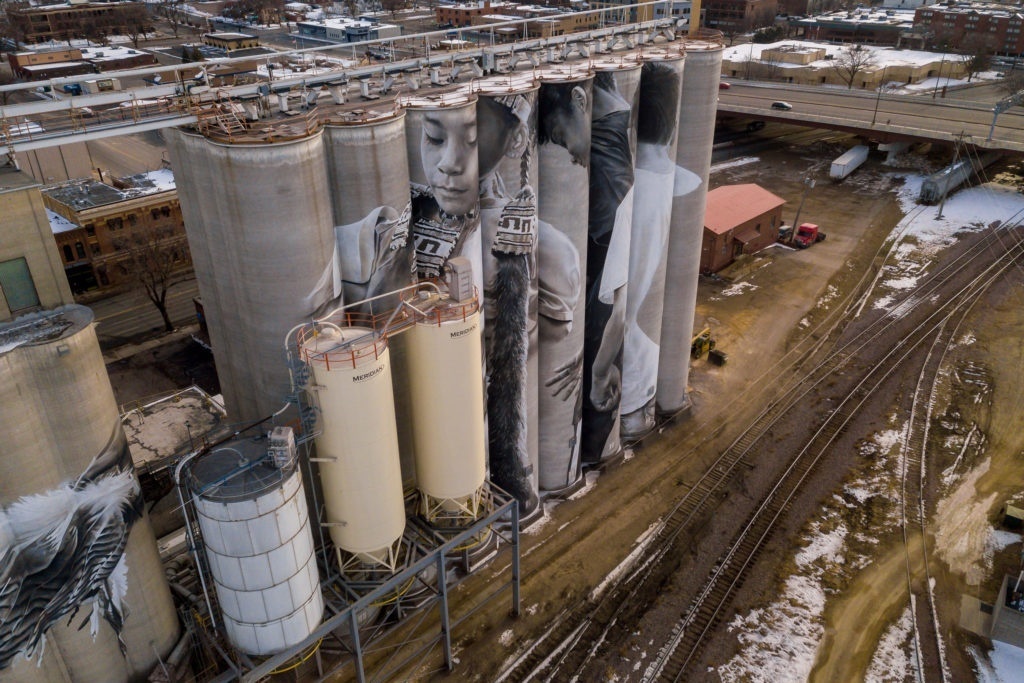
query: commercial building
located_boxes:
[914,3,1024,57]
[795,7,916,45]
[295,17,402,44]
[0,163,74,321]
[702,0,778,32]
[202,31,260,51]
[701,184,785,273]
[5,1,151,45]
[8,44,155,79]
[42,170,187,293]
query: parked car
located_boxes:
[719,81,731,90]
[770,101,793,111]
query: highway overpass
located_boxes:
[717,81,1024,154]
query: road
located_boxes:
[717,81,1024,151]
[86,275,200,346]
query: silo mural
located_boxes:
[621,51,686,441]
[400,92,483,298]
[324,110,414,314]
[0,306,178,682]
[477,75,541,516]
[535,69,592,491]
[657,40,725,415]
[580,60,642,466]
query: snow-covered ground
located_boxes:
[712,172,1024,681]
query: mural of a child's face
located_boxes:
[420,107,479,217]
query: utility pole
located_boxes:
[789,176,815,244]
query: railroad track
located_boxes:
[490,225,1023,683]
[646,227,1024,682]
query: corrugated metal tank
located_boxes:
[0,306,178,683]
[535,68,592,492]
[189,439,323,656]
[323,110,414,313]
[621,49,685,440]
[298,325,405,571]
[580,59,641,466]
[477,75,542,516]
[404,294,487,522]
[166,129,336,425]
[656,38,724,415]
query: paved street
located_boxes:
[85,275,200,347]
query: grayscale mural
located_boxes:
[536,74,592,491]
[0,427,141,670]
[621,56,686,440]
[580,64,641,466]
[477,82,541,515]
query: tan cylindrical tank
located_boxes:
[0,306,178,683]
[405,296,486,522]
[299,325,405,571]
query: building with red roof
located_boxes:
[701,183,786,273]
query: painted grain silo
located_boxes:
[0,306,178,683]
[166,128,336,425]
[580,58,642,466]
[621,49,685,441]
[476,74,542,516]
[656,35,725,416]
[298,323,405,572]
[187,428,323,656]
[535,67,593,492]
[404,288,487,523]
[323,109,414,314]
[398,91,483,299]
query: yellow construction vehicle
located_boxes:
[691,327,715,359]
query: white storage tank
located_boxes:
[299,324,405,571]
[188,428,323,656]
[404,290,486,523]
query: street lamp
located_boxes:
[932,54,946,99]
[871,65,888,126]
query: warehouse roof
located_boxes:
[705,184,786,235]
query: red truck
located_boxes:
[793,223,827,249]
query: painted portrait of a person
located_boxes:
[581,69,637,465]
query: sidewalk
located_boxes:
[102,322,201,364]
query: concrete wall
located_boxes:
[0,169,74,322]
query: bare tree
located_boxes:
[829,44,877,89]
[159,0,187,38]
[112,226,193,333]
[997,71,1024,96]
[380,0,405,19]
[121,3,154,49]
[957,34,994,83]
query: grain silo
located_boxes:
[403,286,487,524]
[323,109,414,314]
[580,58,641,466]
[535,67,593,492]
[656,35,725,416]
[298,323,405,572]
[621,49,685,441]
[0,306,178,682]
[166,128,336,425]
[187,427,323,656]
[477,74,542,516]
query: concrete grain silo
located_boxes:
[535,68,593,492]
[0,306,178,683]
[187,429,323,656]
[656,36,724,416]
[323,110,414,314]
[298,324,405,572]
[166,129,336,425]
[580,59,641,466]
[403,290,487,524]
[476,75,542,517]
[621,49,685,441]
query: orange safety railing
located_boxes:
[296,311,389,372]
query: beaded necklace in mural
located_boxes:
[410,185,479,279]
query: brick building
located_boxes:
[6,1,151,45]
[703,0,778,33]
[42,170,188,294]
[914,4,1024,57]
[701,184,785,273]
